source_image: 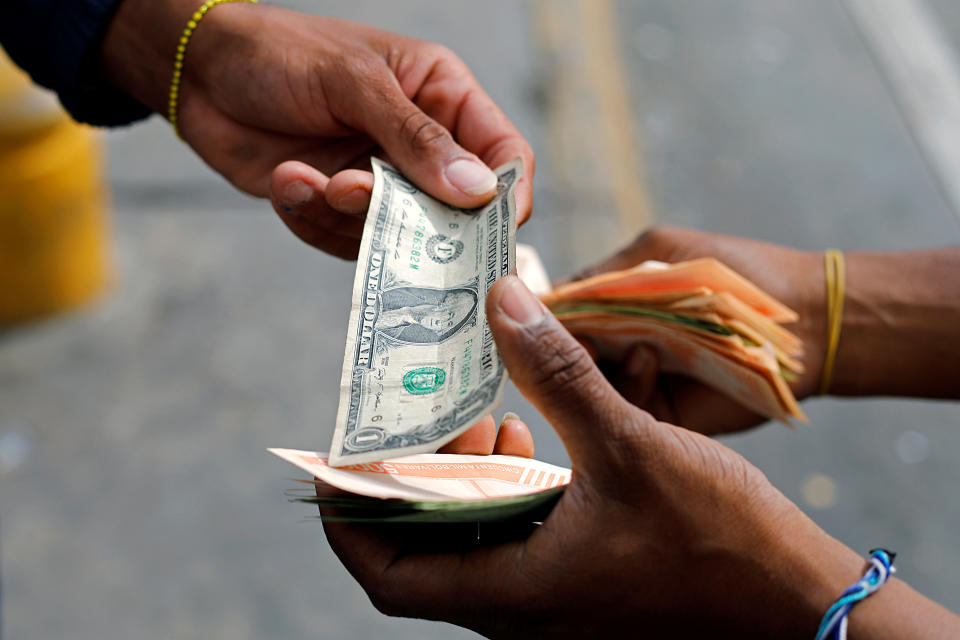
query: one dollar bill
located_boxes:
[328,158,520,466]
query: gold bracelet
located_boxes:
[167,0,258,139]
[819,249,845,395]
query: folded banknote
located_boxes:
[527,254,806,423]
[271,448,569,523]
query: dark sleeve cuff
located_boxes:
[0,0,153,127]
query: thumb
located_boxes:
[354,71,498,208]
[487,276,658,470]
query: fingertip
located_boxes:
[271,161,329,205]
[514,176,533,226]
[493,413,535,458]
[327,169,374,215]
[444,157,497,199]
[486,275,548,328]
[437,414,497,455]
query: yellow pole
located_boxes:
[0,49,111,325]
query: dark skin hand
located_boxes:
[571,226,960,435]
[321,276,960,639]
[101,0,535,259]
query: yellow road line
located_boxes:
[578,0,653,232]
[531,0,653,234]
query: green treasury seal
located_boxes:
[403,367,447,395]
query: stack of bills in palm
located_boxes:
[537,256,806,424]
[271,448,569,523]
[271,159,575,523]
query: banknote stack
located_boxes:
[539,257,807,424]
[271,447,569,523]
[271,158,574,522]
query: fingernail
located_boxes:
[626,346,652,377]
[445,158,498,196]
[498,276,546,326]
[283,180,313,205]
[501,411,521,425]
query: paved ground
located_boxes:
[2,1,959,638]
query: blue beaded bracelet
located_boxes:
[814,549,896,640]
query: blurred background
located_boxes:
[2,0,959,637]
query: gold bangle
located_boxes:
[167,0,258,139]
[819,249,845,395]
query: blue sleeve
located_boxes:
[0,0,153,126]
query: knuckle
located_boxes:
[342,50,381,77]
[368,594,399,617]
[600,409,660,465]
[634,225,669,248]
[620,225,689,265]
[366,585,407,618]
[399,110,452,155]
[416,41,463,71]
[423,42,457,61]
[328,51,389,95]
[634,225,700,254]
[730,451,768,497]
[663,427,762,493]
[527,324,603,400]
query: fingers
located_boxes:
[569,226,692,282]
[493,413,535,458]
[652,375,768,436]
[487,275,657,470]
[323,517,520,623]
[270,161,366,259]
[612,345,767,435]
[435,413,536,457]
[568,242,651,283]
[437,415,496,454]
[612,345,660,409]
[326,169,374,214]
[322,411,535,624]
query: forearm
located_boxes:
[830,248,960,398]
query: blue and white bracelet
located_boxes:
[814,549,896,640]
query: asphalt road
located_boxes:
[1,1,959,638]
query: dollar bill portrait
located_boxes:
[376,286,478,344]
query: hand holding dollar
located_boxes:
[326,158,522,465]
[272,158,579,524]
[100,3,534,260]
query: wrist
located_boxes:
[744,509,864,638]
[731,505,959,639]
[100,0,258,115]
[101,0,197,113]
[825,249,960,398]
[790,250,828,400]
[684,485,863,638]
